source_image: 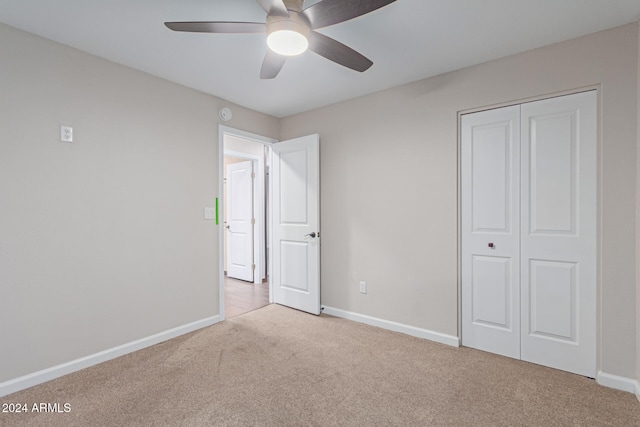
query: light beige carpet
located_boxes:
[1,304,639,426]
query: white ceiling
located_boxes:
[2,0,640,118]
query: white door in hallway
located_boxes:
[461,91,597,377]
[226,160,254,282]
[271,134,320,315]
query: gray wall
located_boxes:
[281,23,639,378]
[0,23,279,383]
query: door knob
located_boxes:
[488,242,494,248]
[305,232,316,238]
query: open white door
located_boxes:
[226,160,254,282]
[271,134,320,315]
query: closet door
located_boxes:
[520,91,597,377]
[461,105,521,359]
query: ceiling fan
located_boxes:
[165,0,396,79]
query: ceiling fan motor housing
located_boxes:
[282,0,304,13]
[266,11,311,39]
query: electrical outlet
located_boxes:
[60,125,73,142]
[359,281,367,294]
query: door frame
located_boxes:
[218,125,277,321]
[456,85,602,373]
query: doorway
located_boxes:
[220,127,275,319]
[218,127,322,320]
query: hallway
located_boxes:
[224,275,270,318]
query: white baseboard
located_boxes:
[0,315,220,398]
[596,371,639,395]
[636,380,640,403]
[321,306,459,347]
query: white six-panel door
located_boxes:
[461,91,596,377]
[271,134,321,315]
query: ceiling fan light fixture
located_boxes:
[266,13,310,56]
[267,30,308,56]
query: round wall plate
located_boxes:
[219,107,232,122]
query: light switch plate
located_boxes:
[60,125,73,142]
[359,281,367,294]
[204,207,215,220]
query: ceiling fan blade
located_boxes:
[302,0,396,29]
[308,31,373,72]
[164,21,265,33]
[256,0,289,17]
[260,50,287,79]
